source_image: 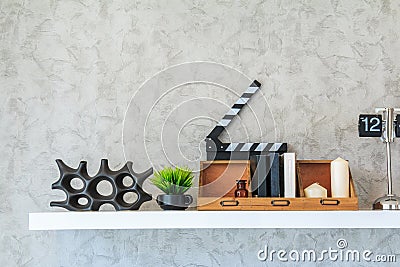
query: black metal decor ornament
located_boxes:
[50,159,153,211]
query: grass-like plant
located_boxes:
[151,166,194,195]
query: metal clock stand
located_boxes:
[372,108,400,210]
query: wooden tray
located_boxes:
[197,160,358,211]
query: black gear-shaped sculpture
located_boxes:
[50,159,153,211]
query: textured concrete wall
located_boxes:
[1,0,400,266]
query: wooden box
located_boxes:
[197,160,358,211]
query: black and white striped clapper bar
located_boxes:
[205,80,287,160]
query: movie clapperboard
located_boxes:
[205,80,287,161]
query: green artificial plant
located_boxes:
[151,166,194,195]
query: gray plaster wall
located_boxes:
[1,0,400,266]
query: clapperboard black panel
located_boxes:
[206,80,287,160]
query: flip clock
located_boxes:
[359,108,400,210]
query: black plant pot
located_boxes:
[156,194,193,210]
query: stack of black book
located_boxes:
[250,154,285,197]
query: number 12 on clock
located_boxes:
[359,114,382,137]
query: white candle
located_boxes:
[330,157,350,197]
[304,183,327,198]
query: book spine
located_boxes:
[284,153,296,197]
[250,155,270,197]
[270,153,280,197]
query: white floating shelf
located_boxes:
[29,211,400,230]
